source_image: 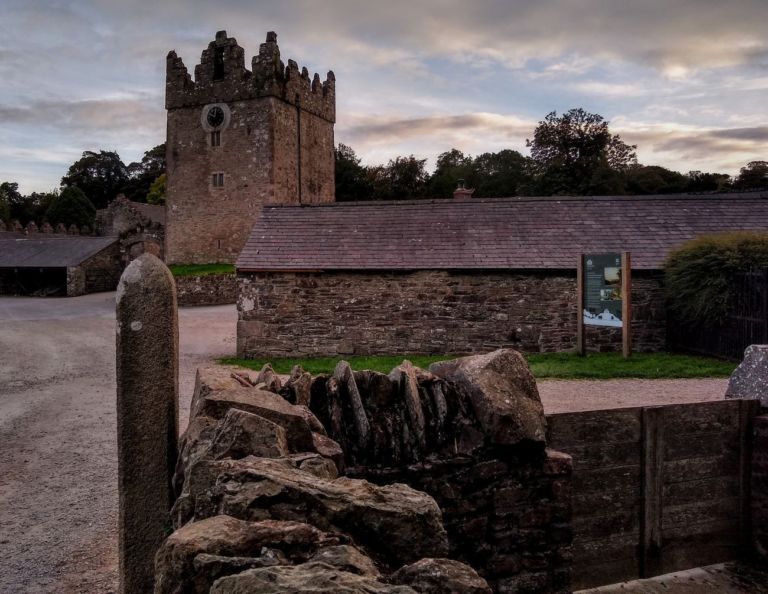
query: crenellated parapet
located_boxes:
[166,30,335,122]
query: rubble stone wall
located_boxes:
[157,351,573,593]
[237,270,666,357]
[82,242,123,294]
[175,273,237,307]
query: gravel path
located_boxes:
[0,293,732,593]
[0,293,235,594]
[538,377,728,414]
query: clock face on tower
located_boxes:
[206,106,225,128]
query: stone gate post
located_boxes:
[116,253,179,594]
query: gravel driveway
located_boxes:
[0,293,235,594]
[0,292,730,593]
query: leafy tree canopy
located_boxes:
[734,160,768,190]
[45,186,96,228]
[371,155,429,200]
[335,143,373,201]
[61,150,128,209]
[146,173,166,205]
[526,108,637,195]
[124,143,166,202]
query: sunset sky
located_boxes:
[1,0,767,194]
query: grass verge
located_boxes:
[168,263,235,277]
[219,351,736,379]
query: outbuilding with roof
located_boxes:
[234,192,768,356]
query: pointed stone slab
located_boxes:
[333,361,371,452]
[116,253,179,594]
[389,361,427,454]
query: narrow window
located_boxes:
[211,131,221,146]
[212,172,224,187]
[213,47,225,80]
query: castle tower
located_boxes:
[165,31,336,264]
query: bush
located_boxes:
[665,231,768,325]
[45,186,96,228]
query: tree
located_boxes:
[146,173,166,205]
[473,150,531,197]
[625,165,687,195]
[685,170,731,193]
[734,160,768,190]
[370,155,429,200]
[61,150,128,209]
[45,186,96,228]
[334,144,373,201]
[0,182,21,222]
[427,149,474,198]
[526,108,636,195]
[124,143,167,202]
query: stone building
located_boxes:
[165,30,335,265]
[0,235,120,296]
[235,192,768,357]
[95,194,166,264]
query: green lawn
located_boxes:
[168,263,235,277]
[219,351,736,379]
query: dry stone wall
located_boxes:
[237,270,666,357]
[157,350,572,593]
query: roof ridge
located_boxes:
[262,192,768,209]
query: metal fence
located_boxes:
[669,268,768,360]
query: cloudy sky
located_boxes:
[1,0,767,193]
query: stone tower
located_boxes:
[165,31,336,264]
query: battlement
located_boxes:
[166,31,335,122]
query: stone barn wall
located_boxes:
[64,242,122,296]
[236,270,666,357]
[175,273,238,306]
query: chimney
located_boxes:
[453,179,475,200]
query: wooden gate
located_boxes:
[547,399,760,590]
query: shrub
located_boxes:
[665,231,768,325]
[45,186,96,228]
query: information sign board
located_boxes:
[583,253,623,327]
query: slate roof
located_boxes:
[236,193,768,272]
[0,236,118,268]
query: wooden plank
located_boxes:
[662,517,740,540]
[573,465,642,493]
[739,399,760,552]
[572,533,639,565]
[558,441,640,471]
[662,476,740,506]
[663,454,740,483]
[622,251,632,358]
[660,539,741,576]
[573,509,639,540]
[641,406,663,578]
[660,400,740,434]
[662,496,741,527]
[659,522,742,575]
[547,408,642,447]
[664,431,740,460]
[573,491,640,517]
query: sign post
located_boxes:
[577,252,632,358]
[622,251,632,358]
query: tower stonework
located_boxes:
[165,31,335,264]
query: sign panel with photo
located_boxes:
[583,253,623,327]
